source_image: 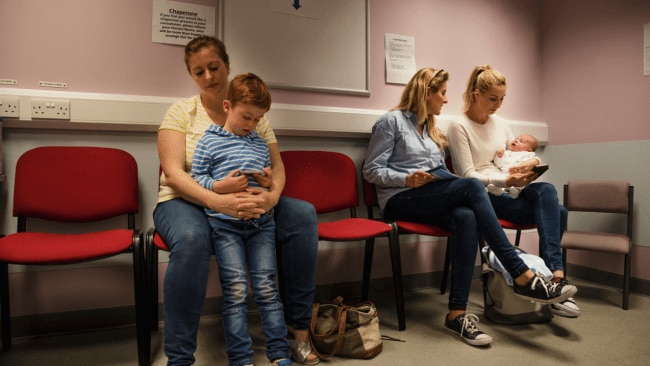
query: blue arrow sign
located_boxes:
[293,0,301,10]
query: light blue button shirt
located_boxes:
[363,110,447,209]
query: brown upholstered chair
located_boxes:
[561,180,634,310]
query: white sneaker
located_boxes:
[551,297,581,317]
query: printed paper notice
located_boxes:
[385,33,416,84]
[645,23,650,76]
[152,0,215,46]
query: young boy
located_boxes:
[191,73,291,366]
[487,133,540,199]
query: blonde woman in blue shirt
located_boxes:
[363,68,577,347]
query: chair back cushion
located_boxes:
[281,150,358,214]
[13,146,139,222]
[565,180,630,213]
[361,172,379,208]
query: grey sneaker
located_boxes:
[444,313,493,346]
[513,272,577,304]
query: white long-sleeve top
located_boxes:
[447,114,514,188]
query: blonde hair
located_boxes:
[462,65,506,112]
[393,68,449,151]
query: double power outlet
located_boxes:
[31,98,70,119]
[0,96,20,118]
[0,96,70,120]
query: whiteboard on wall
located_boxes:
[219,0,369,96]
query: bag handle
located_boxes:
[309,299,348,359]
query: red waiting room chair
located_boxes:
[280,150,395,308]
[0,146,147,365]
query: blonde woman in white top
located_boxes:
[447,65,580,318]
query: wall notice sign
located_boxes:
[385,33,416,84]
[152,0,215,46]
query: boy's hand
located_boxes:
[212,169,249,194]
[250,166,272,188]
[496,148,505,158]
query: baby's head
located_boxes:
[509,134,538,152]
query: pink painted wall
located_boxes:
[0,0,543,121]
[272,0,543,121]
[3,0,646,143]
[0,0,216,97]
[541,0,650,144]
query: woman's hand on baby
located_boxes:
[509,159,539,174]
[507,170,538,187]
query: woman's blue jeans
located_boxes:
[209,213,289,366]
[489,182,568,272]
[153,196,317,366]
[383,178,529,311]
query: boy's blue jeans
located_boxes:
[209,212,290,366]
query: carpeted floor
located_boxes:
[1,277,649,366]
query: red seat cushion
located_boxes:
[318,218,393,241]
[395,220,452,237]
[153,232,170,251]
[0,230,135,264]
[498,219,536,231]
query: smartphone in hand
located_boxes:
[240,169,263,174]
[531,164,549,177]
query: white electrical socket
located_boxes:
[31,98,70,120]
[0,96,20,118]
